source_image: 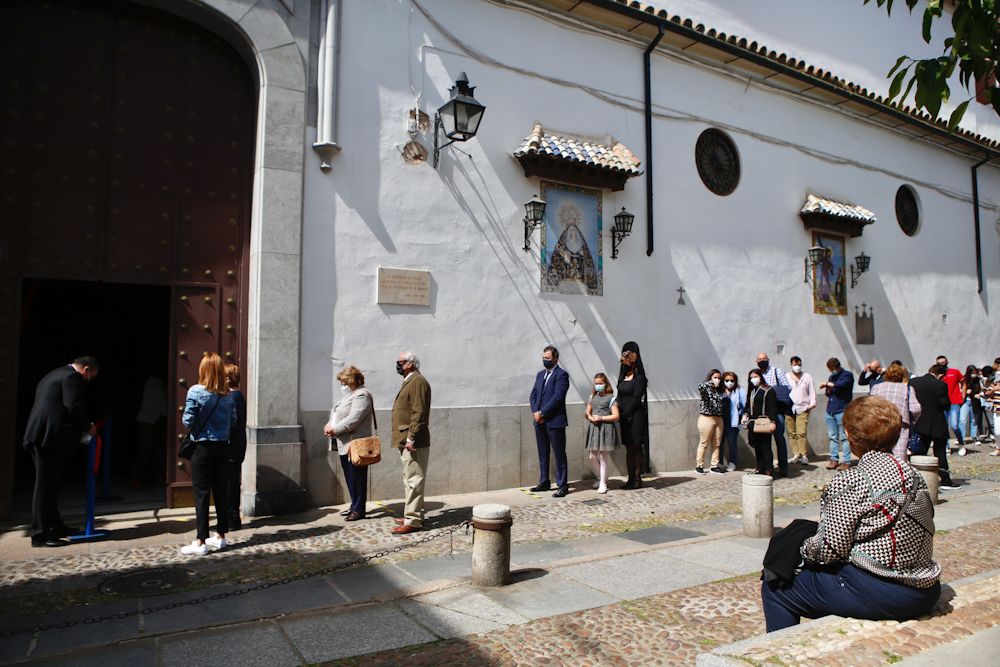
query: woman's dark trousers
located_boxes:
[191,441,230,541]
[724,425,740,468]
[761,563,940,632]
[339,453,368,516]
[748,432,773,474]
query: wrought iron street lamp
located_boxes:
[803,244,831,284]
[611,207,634,259]
[522,194,546,251]
[849,251,870,288]
[433,72,486,169]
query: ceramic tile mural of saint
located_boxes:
[540,181,603,296]
[812,231,847,316]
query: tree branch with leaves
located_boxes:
[865,0,1000,131]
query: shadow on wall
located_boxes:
[829,275,916,374]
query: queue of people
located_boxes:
[21,348,999,554]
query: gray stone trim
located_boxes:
[249,425,305,444]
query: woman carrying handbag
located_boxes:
[324,365,375,521]
[743,368,778,477]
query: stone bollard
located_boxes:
[742,474,774,538]
[910,455,940,504]
[471,504,513,587]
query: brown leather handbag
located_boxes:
[348,392,381,466]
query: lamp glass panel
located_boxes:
[453,101,485,140]
[614,209,635,234]
[438,100,456,140]
[525,198,545,223]
[808,245,827,265]
[856,253,870,272]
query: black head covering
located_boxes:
[618,340,646,382]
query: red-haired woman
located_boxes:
[180,352,237,556]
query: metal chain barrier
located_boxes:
[0,520,472,638]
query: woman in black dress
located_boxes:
[618,349,648,489]
[743,368,778,476]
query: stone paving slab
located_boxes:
[250,576,347,616]
[393,552,471,583]
[616,524,704,545]
[397,597,507,639]
[509,540,585,565]
[409,586,530,627]
[160,622,301,667]
[558,549,732,600]
[326,563,421,603]
[25,641,157,667]
[279,604,437,663]
[480,570,618,620]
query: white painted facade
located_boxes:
[167,0,1000,509]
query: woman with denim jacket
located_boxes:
[180,353,237,556]
[722,372,746,471]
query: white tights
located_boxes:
[589,450,609,486]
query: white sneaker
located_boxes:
[958,447,967,457]
[181,540,207,556]
[205,535,227,551]
[597,485,607,494]
[726,462,736,472]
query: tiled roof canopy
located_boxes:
[513,124,642,191]
[799,193,876,238]
[537,0,1000,160]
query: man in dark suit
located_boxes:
[390,351,431,534]
[909,364,958,489]
[22,356,99,547]
[529,345,571,497]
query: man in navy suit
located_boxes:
[529,345,571,497]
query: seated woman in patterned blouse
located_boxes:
[761,396,942,631]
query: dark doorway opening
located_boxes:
[14,279,171,514]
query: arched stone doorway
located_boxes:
[1,0,257,511]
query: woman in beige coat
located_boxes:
[323,366,374,521]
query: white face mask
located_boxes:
[724,380,735,389]
[750,377,761,387]
[711,377,721,387]
[792,365,802,374]
[340,384,351,396]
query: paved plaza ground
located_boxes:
[1,449,999,665]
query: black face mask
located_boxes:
[542,359,555,370]
[396,361,406,375]
[757,361,769,371]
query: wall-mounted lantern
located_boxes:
[522,194,546,251]
[849,251,870,288]
[433,72,486,169]
[611,207,634,259]
[803,244,831,284]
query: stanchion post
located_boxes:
[471,504,512,586]
[909,455,940,504]
[742,473,774,538]
[67,436,110,543]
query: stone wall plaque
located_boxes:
[377,267,431,306]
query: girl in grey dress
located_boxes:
[585,373,621,493]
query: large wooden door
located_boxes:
[0,0,255,513]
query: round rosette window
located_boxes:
[695,128,740,196]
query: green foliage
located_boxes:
[864,0,1000,131]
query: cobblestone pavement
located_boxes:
[2,454,997,617]
[324,516,1000,666]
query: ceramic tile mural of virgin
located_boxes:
[540,181,603,296]
[812,231,847,316]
